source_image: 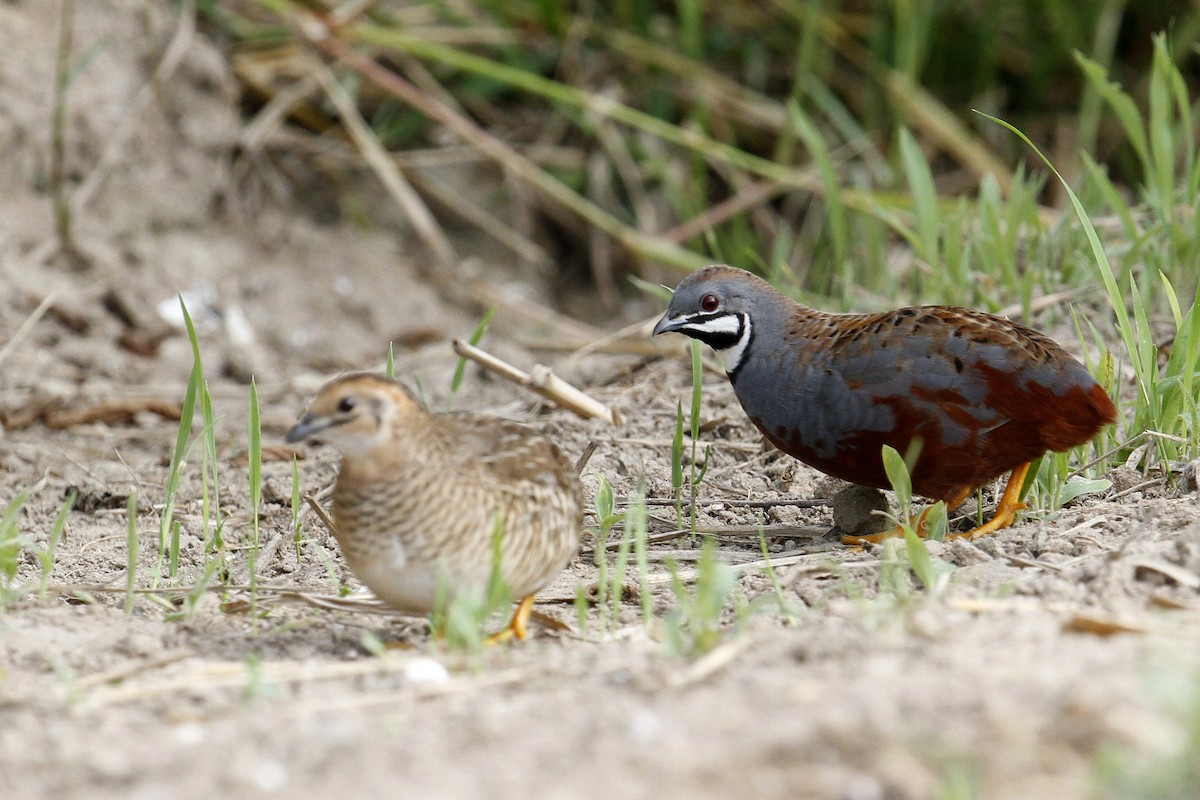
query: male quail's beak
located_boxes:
[285,412,328,444]
[652,313,686,336]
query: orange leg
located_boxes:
[485,594,537,645]
[950,461,1030,541]
[841,462,1031,545]
[842,505,935,545]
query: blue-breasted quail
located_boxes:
[653,266,1116,540]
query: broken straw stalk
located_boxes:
[450,339,620,426]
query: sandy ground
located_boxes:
[3,3,1200,799]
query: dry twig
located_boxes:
[452,338,620,425]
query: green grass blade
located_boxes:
[979,112,1141,416]
[449,306,496,408]
[248,377,262,594]
[125,492,138,615]
[38,491,75,601]
[881,444,913,514]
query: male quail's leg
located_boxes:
[952,462,1030,540]
[842,466,1030,545]
[841,504,937,545]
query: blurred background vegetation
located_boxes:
[195,0,1200,473]
[204,1,1200,320]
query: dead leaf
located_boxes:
[1062,613,1146,636]
[117,329,170,358]
[387,327,444,350]
[234,444,305,467]
[44,399,183,429]
[0,395,65,431]
[1148,593,1193,611]
[36,302,91,335]
[1131,558,1200,589]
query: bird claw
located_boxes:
[484,594,536,645]
[843,462,1034,545]
[951,501,1028,541]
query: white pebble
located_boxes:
[404,657,450,685]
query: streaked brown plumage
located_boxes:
[286,373,582,638]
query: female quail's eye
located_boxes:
[700,293,720,312]
[337,396,357,414]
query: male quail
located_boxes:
[286,373,582,639]
[653,265,1117,540]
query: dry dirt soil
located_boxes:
[4,4,1200,799]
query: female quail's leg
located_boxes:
[486,594,537,644]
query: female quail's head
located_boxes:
[286,373,421,458]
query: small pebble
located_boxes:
[404,657,450,685]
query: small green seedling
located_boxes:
[124,491,138,615]
[36,491,75,602]
[430,513,512,656]
[247,377,263,596]
[0,491,31,610]
[448,306,496,410]
[662,539,738,657]
[880,445,955,595]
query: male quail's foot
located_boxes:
[287,373,582,640]
[653,266,1116,541]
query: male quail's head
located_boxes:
[654,265,1117,542]
[652,265,773,375]
[288,372,582,640]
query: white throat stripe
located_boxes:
[718,315,752,373]
[683,315,741,336]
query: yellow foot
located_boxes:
[841,505,935,545]
[841,461,1033,545]
[950,462,1031,541]
[484,594,536,646]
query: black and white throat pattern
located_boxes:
[675,312,753,376]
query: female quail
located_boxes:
[653,265,1117,540]
[286,373,582,639]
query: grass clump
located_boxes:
[670,340,712,531]
[0,489,76,612]
[662,539,739,658]
[429,514,513,656]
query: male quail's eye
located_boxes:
[700,293,720,312]
[337,396,357,413]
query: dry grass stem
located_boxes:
[451,338,620,424]
[296,14,710,273]
[0,292,58,370]
[307,57,458,270]
[664,636,756,689]
[303,494,338,537]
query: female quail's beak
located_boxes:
[285,412,328,443]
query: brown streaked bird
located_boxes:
[286,373,582,640]
[653,265,1117,541]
